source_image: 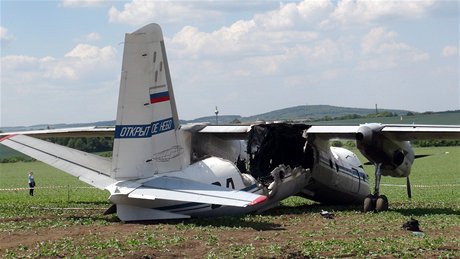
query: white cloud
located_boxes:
[108,0,221,26]
[1,55,38,70]
[169,1,328,61]
[61,0,106,8]
[65,44,114,60]
[2,44,117,83]
[325,0,435,27]
[253,1,333,30]
[0,26,14,42]
[442,45,458,57]
[359,27,429,70]
[84,32,101,42]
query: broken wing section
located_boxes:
[128,176,266,207]
[107,176,267,221]
[0,135,116,189]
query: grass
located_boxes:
[0,146,459,258]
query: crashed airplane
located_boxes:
[1,24,459,221]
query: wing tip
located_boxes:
[0,134,16,142]
[248,195,268,206]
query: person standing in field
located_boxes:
[28,171,35,196]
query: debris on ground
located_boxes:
[320,210,335,219]
[402,217,422,232]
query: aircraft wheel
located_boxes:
[375,195,389,212]
[363,195,375,212]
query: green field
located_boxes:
[0,147,459,258]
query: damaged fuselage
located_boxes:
[187,123,370,216]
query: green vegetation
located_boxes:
[45,137,113,153]
[0,146,459,258]
[0,145,33,162]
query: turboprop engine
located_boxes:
[356,123,417,210]
[356,124,414,178]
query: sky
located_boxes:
[1,0,459,127]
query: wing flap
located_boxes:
[306,124,460,141]
[1,135,115,189]
[128,176,266,207]
[197,125,251,140]
[306,125,359,139]
[381,124,460,141]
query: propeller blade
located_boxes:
[406,177,412,199]
[414,154,432,159]
[364,154,434,165]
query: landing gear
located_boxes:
[376,195,388,212]
[363,195,374,212]
[363,163,389,213]
[363,194,388,212]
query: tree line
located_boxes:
[46,137,113,153]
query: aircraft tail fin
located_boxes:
[112,23,188,180]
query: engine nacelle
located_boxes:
[356,124,414,178]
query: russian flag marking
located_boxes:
[150,91,170,104]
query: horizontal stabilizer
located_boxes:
[128,176,267,207]
[0,135,115,189]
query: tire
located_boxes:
[375,195,389,212]
[363,195,375,212]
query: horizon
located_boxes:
[2,104,458,129]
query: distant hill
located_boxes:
[184,105,411,124]
[1,105,459,132]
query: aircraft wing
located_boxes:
[113,176,267,207]
[307,124,460,141]
[0,134,116,189]
[0,126,115,138]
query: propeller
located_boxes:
[406,176,412,199]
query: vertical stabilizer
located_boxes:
[112,23,188,180]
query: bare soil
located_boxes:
[1,206,459,258]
